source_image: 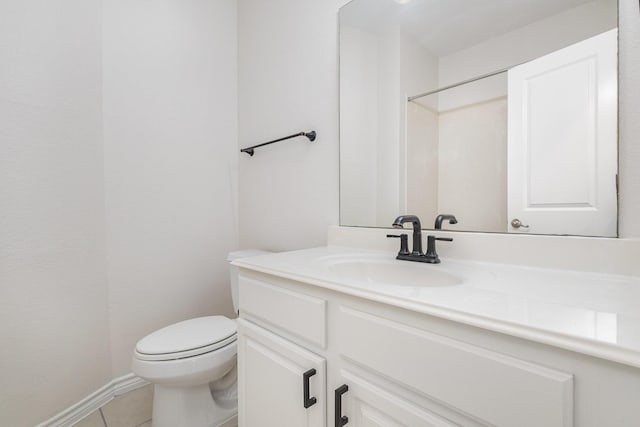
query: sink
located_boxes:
[320,255,463,287]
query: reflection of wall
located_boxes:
[438,98,508,232]
[439,0,617,85]
[406,103,438,222]
[400,32,439,105]
[339,26,400,227]
[436,73,507,113]
[407,96,508,232]
[399,31,439,218]
[340,26,379,226]
[340,25,438,227]
[376,29,401,226]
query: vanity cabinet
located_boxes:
[237,319,326,427]
[237,268,639,427]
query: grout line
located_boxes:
[134,419,152,427]
[98,408,108,427]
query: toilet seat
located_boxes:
[135,316,237,361]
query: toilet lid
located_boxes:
[135,316,237,361]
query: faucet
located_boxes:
[434,214,458,230]
[388,214,453,264]
[391,215,423,255]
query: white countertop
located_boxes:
[233,246,640,368]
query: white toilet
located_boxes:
[131,250,271,427]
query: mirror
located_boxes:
[339,0,618,237]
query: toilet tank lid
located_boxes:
[227,250,273,262]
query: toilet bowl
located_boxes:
[131,250,272,427]
[132,316,238,427]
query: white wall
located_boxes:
[618,0,640,238]
[0,0,111,425]
[103,0,239,377]
[238,0,340,251]
[1,1,240,422]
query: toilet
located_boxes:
[131,250,272,427]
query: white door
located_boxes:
[333,370,457,427]
[237,319,326,427]
[507,29,617,237]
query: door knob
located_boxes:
[511,219,530,229]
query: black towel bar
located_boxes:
[240,130,316,156]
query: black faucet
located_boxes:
[391,215,423,255]
[388,214,453,264]
[434,214,458,230]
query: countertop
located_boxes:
[233,246,640,368]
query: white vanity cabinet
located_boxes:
[237,319,326,427]
[237,275,328,427]
[236,267,640,427]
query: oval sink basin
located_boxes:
[324,257,463,287]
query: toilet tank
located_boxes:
[227,250,273,314]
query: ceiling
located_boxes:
[339,0,611,56]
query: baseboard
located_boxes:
[36,373,149,427]
[218,414,238,427]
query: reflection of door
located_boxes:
[507,29,617,237]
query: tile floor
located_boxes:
[73,385,152,427]
[72,384,237,427]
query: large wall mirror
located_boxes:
[339,0,618,237]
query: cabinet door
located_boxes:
[238,319,326,427]
[333,370,457,427]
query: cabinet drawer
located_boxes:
[336,306,573,427]
[239,275,327,348]
[339,369,458,427]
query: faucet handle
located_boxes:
[424,235,453,264]
[386,234,410,256]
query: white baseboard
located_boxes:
[36,373,149,427]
